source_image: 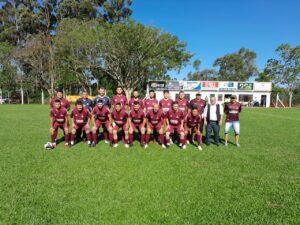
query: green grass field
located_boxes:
[0,105,299,225]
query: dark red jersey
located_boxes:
[70,108,91,125]
[189,98,206,114]
[129,109,145,125]
[129,98,144,110]
[146,109,164,126]
[143,98,158,112]
[159,98,173,114]
[176,98,189,113]
[224,102,242,122]
[92,106,110,122]
[185,112,201,127]
[50,98,70,111]
[166,109,184,126]
[111,109,128,126]
[50,107,68,124]
[112,95,128,109]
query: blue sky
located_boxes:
[132,0,300,80]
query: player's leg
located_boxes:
[123,125,129,148]
[83,123,91,146]
[165,125,174,147]
[92,121,100,146]
[233,121,240,147]
[158,126,166,148]
[70,124,78,146]
[178,127,186,149]
[63,125,70,148]
[195,129,202,150]
[129,125,135,145]
[112,125,119,147]
[106,124,113,146]
[139,124,146,146]
[50,124,58,148]
[145,125,153,148]
[224,122,232,146]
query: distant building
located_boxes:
[146,80,272,107]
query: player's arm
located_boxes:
[64,114,69,127]
[128,115,133,128]
[50,116,54,128]
[203,106,208,126]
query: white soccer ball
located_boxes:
[44,142,53,150]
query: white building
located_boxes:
[146,80,272,107]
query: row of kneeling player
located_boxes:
[49,98,204,150]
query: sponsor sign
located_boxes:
[254,82,272,91]
[148,81,166,90]
[238,82,253,91]
[166,81,180,90]
[219,82,237,91]
[202,81,219,90]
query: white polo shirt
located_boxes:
[203,103,223,121]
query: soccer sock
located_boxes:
[109,133,113,143]
[114,138,118,144]
[51,133,56,143]
[166,138,170,144]
[70,134,75,142]
[103,130,108,141]
[125,138,129,144]
[145,134,150,144]
[86,132,91,142]
[92,133,97,143]
[129,133,134,144]
[160,134,165,145]
[141,134,145,144]
[64,133,69,143]
[197,134,201,145]
[180,138,185,145]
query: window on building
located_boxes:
[218,94,223,102]
[239,94,253,102]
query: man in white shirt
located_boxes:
[203,96,223,146]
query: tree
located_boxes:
[186,59,218,81]
[213,48,257,81]
[265,44,300,107]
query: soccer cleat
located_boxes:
[186,140,190,145]
[170,139,173,145]
[124,144,129,148]
[166,143,170,148]
[129,143,134,148]
[144,144,148,149]
[197,145,202,151]
[104,140,110,144]
[91,143,96,147]
[179,143,183,147]
[161,144,166,149]
[236,143,241,148]
[182,145,186,150]
[224,142,228,147]
[64,143,70,149]
[113,143,118,148]
[87,141,91,147]
[70,141,75,146]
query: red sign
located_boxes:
[202,81,219,90]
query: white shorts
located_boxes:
[225,121,240,135]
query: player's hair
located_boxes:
[75,100,83,105]
[56,89,63,93]
[99,86,105,90]
[149,89,155,93]
[54,99,61,103]
[192,107,198,111]
[115,102,121,106]
[179,90,184,94]
[133,101,140,105]
[172,101,178,105]
[116,86,123,90]
[163,90,169,94]
[82,90,88,94]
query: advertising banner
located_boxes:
[238,82,254,91]
[219,82,237,91]
[202,81,219,90]
[253,82,272,91]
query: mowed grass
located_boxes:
[0,105,299,225]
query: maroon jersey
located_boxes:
[111,109,128,126]
[159,98,173,114]
[185,112,201,127]
[93,106,110,122]
[70,108,91,125]
[144,98,158,112]
[167,110,184,126]
[146,109,164,126]
[176,98,189,113]
[129,98,144,110]
[50,108,68,124]
[189,98,206,114]
[112,95,128,109]
[224,102,242,122]
[129,109,145,125]
[50,98,70,111]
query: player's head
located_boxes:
[210,96,216,104]
[153,103,159,112]
[133,90,139,98]
[191,107,198,116]
[163,90,169,99]
[172,101,179,111]
[116,86,123,95]
[115,102,122,111]
[133,101,140,111]
[149,90,155,98]
[179,90,185,99]
[82,90,88,99]
[75,100,83,111]
[54,99,61,109]
[98,87,105,96]
[97,99,104,108]
[230,95,237,103]
[56,89,63,99]
[196,92,201,99]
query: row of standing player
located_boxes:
[49,86,241,149]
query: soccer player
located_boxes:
[111,103,129,148]
[69,100,92,147]
[50,89,70,111]
[224,95,242,147]
[91,100,112,146]
[93,87,111,108]
[144,90,158,113]
[128,101,146,147]
[176,90,189,115]
[49,99,69,148]
[165,101,186,149]
[159,90,173,115]
[112,86,128,110]
[189,92,206,133]
[77,90,94,111]
[129,90,144,110]
[145,103,166,148]
[184,107,202,150]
